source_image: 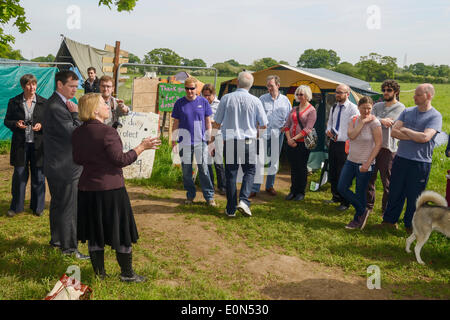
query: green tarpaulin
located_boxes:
[0,65,58,140]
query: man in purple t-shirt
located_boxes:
[171,77,215,206]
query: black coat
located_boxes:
[43,92,82,183]
[82,77,100,94]
[4,93,47,167]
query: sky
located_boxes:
[4,0,450,67]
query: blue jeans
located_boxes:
[10,143,45,213]
[224,139,256,214]
[337,160,374,221]
[252,130,284,192]
[179,142,214,201]
[382,156,431,228]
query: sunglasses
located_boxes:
[185,87,196,91]
[296,93,304,96]
[382,88,394,92]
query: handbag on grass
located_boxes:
[295,105,318,150]
[44,274,92,300]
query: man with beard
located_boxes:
[324,84,359,211]
[366,80,405,214]
[99,75,129,127]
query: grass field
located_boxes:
[0,82,448,300]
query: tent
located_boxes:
[0,65,58,140]
[55,36,114,82]
[218,64,381,170]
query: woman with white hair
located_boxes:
[283,85,317,201]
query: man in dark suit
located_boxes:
[43,70,88,260]
[4,74,46,217]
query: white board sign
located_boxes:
[117,111,159,179]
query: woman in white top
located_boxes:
[337,96,382,230]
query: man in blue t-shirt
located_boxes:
[171,77,215,206]
[374,83,442,234]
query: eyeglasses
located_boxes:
[335,91,348,95]
[185,87,196,91]
[382,88,394,92]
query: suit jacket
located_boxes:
[4,93,47,167]
[72,119,137,191]
[43,92,82,183]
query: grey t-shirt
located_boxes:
[396,106,442,163]
[372,101,405,152]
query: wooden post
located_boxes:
[113,41,121,97]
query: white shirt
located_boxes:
[326,99,359,142]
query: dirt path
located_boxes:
[0,153,391,299]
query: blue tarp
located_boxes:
[0,66,58,140]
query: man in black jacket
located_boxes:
[43,70,89,260]
[82,67,100,94]
[4,74,46,217]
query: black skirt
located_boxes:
[77,187,139,250]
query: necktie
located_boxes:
[335,105,344,132]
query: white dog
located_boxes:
[405,191,449,264]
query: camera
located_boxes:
[112,121,123,129]
[24,120,33,126]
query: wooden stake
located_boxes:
[113,40,120,97]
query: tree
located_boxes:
[224,59,240,67]
[0,0,137,50]
[31,54,55,62]
[251,57,278,71]
[211,62,240,76]
[143,48,182,66]
[297,49,340,68]
[182,58,207,68]
[355,53,398,81]
[279,60,289,65]
[334,62,360,78]
[0,43,24,60]
[128,53,141,64]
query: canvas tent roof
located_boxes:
[55,36,114,80]
[219,64,378,99]
[298,67,375,94]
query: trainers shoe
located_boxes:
[293,194,305,201]
[285,193,295,201]
[374,221,399,230]
[265,187,277,196]
[184,199,194,205]
[237,201,252,217]
[358,209,370,230]
[224,209,236,217]
[207,199,217,207]
[336,205,349,211]
[6,210,16,217]
[120,273,146,283]
[323,198,339,204]
[33,211,44,217]
[345,220,360,230]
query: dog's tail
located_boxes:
[416,190,448,209]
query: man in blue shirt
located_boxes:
[172,77,215,206]
[214,71,268,217]
[250,75,291,197]
[374,83,442,234]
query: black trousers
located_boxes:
[208,163,226,190]
[286,142,310,195]
[328,140,349,206]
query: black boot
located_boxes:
[115,252,146,283]
[89,250,107,279]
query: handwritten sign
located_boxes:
[158,83,185,112]
[117,111,159,179]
